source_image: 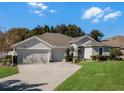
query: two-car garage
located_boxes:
[13,36,52,64]
[16,49,50,64]
[16,48,65,64]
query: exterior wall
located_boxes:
[92,47,98,55]
[84,46,110,59]
[103,47,110,56]
[15,37,51,50]
[92,47,110,56]
[84,47,93,59]
[119,48,124,58]
[52,48,65,62]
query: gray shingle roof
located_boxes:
[36,33,108,48]
[69,36,82,43]
[102,36,124,48]
[36,33,72,48]
[84,40,108,47]
[69,35,95,43]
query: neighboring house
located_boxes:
[13,33,110,64]
[102,36,124,58]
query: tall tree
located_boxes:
[30,25,51,36]
[44,25,50,32]
[30,25,44,36]
[0,31,6,53]
[3,27,30,51]
[50,25,56,33]
[66,24,85,37]
[55,24,66,34]
[90,29,104,41]
[30,24,85,37]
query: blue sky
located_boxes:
[0,2,124,38]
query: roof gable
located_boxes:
[36,33,73,48]
[13,36,54,48]
[70,35,108,47]
[69,35,95,43]
[84,40,108,47]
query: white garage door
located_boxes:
[16,49,49,64]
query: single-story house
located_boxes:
[13,33,110,64]
[102,35,124,58]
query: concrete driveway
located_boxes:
[0,62,81,91]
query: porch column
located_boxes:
[48,49,51,63]
[73,44,78,57]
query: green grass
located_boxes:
[56,61,124,91]
[0,66,19,78]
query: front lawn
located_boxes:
[56,61,124,91]
[0,66,19,78]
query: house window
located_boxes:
[99,48,103,55]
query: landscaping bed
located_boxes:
[56,61,124,91]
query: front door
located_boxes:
[99,48,103,55]
[78,47,84,59]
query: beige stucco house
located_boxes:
[13,33,110,64]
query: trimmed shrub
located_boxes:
[91,56,97,60]
[72,57,79,63]
[91,55,109,61]
[64,54,70,62]
[5,55,12,59]
[97,55,109,61]
[110,48,123,60]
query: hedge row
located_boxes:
[91,55,123,61]
[91,55,109,61]
[0,55,17,64]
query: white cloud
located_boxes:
[28,2,57,17]
[30,10,45,16]
[104,7,112,13]
[39,13,45,16]
[104,11,122,21]
[92,18,100,23]
[81,7,122,23]
[49,9,56,13]
[82,7,103,19]
[28,2,37,7]
[28,2,48,10]
[30,10,41,14]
